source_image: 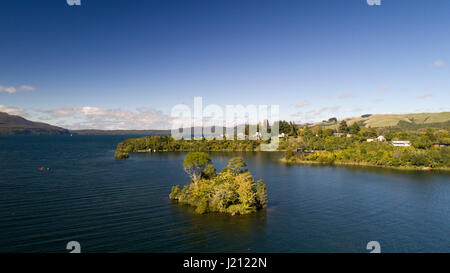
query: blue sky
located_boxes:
[0,0,449,129]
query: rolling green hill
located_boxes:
[317,112,450,130]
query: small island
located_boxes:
[169,152,267,215]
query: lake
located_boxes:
[0,135,449,253]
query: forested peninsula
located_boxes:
[115,119,450,171]
[114,135,266,159]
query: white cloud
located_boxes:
[41,107,79,117]
[430,60,445,68]
[290,106,341,123]
[18,85,36,91]
[416,93,432,99]
[338,93,353,99]
[0,105,27,116]
[0,85,36,93]
[39,106,174,130]
[0,86,17,93]
[295,101,309,108]
[379,85,388,91]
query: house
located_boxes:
[252,132,262,140]
[392,141,411,147]
[346,134,352,138]
[278,133,286,138]
[377,136,386,142]
[296,148,317,155]
[367,139,374,142]
[333,133,344,137]
[433,143,450,148]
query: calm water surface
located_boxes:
[0,135,449,253]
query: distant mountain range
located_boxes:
[1,111,450,135]
[0,112,70,135]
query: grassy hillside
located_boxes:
[318,112,450,130]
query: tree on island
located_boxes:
[202,164,217,179]
[183,152,212,185]
[226,157,247,175]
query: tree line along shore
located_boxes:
[114,136,267,159]
[115,120,450,170]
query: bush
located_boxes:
[285,149,294,160]
[169,185,181,200]
[114,151,129,159]
[256,180,267,209]
[202,164,216,179]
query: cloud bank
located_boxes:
[0,85,36,93]
[0,105,27,116]
[38,106,174,130]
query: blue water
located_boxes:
[0,135,449,253]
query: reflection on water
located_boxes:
[170,202,267,252]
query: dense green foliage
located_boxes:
[183,152,212,184]
[115,135,265,158]
[170,153,268,215]
[276,120,298,136]
[113,121,450,170]
[338,120,349,133]
[282,126,450,169]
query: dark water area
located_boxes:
[0,135,449,253]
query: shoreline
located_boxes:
[281,157,450,172]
